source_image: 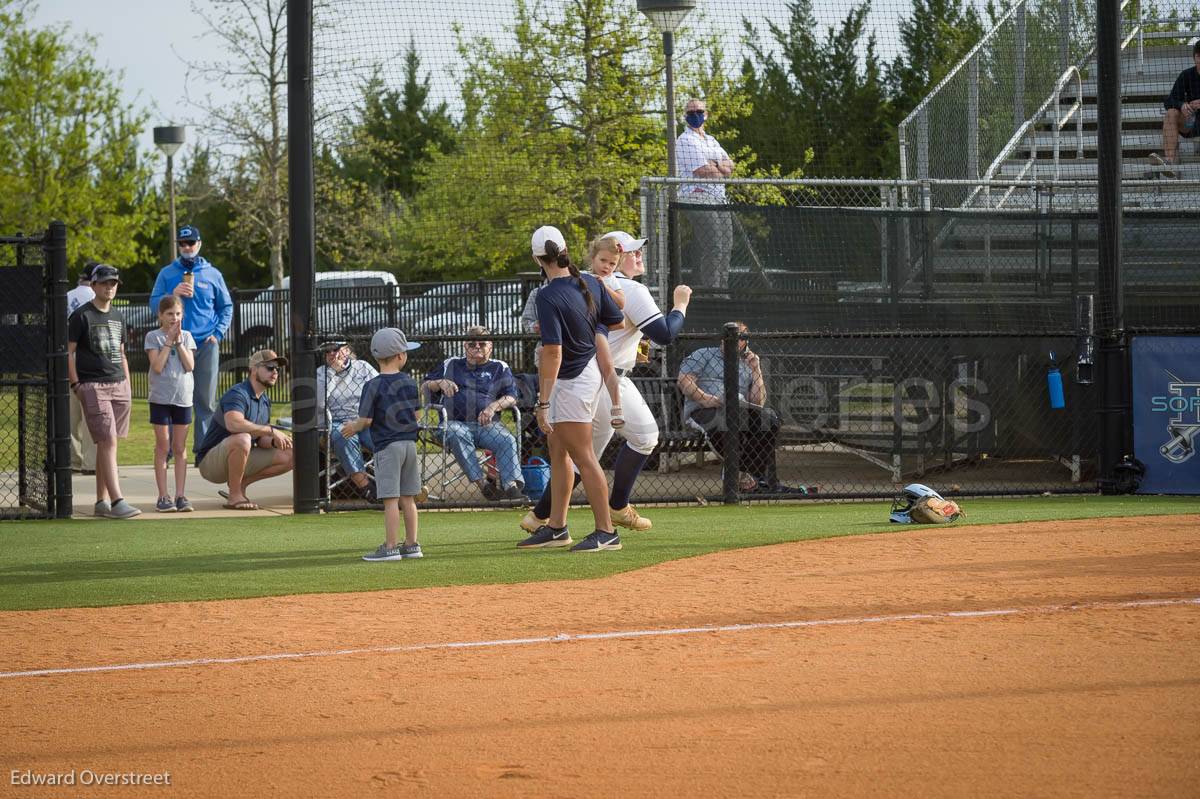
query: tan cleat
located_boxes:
[520,510,548,533]
[611,504,652,531]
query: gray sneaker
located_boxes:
[175,495,194,512]
[107,499,143,519]
[363,543,405,562]
[156,496,176,513]
[93,500,111,517]
[362,542,423,562]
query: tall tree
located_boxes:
[0,2,156,272]
[889,0,985,120]
[185,0,289,288]
[397,0,666,278]
[340,42,457,199]
[735,0,892,178]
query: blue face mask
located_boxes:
[685,110,706,129]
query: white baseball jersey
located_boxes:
[607,276,663,371]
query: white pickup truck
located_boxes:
[235,270,398,356]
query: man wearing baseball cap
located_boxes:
[420,325,524,501]
[194,349,294,510]
[150,224,233,454]
[68,265,141,518]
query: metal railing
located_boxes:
[898,0,1155,206]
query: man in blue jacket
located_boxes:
[150,224,233,452]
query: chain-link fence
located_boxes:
[643,177,1200,337]
[305,322,1098,511]
[119,278,540,402]
[0,225,70,519]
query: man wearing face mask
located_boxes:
[150,225,233,454]
[675,98,734,291]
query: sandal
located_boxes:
[222,500,260,511]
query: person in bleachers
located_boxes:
[1153,39,1200,171]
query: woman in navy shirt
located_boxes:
[518,226,624,553]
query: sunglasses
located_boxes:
[178,240,198,247]
[466,340,489,348]
[259,364,281,373]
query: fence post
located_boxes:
[916,110,930,184]
[722,322,741,505]
[46,220,72,518]
[477,278,487,327]
[968,56,980,179]
[1059,0,1071,73]
[1015,3,1027,128]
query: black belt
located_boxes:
[615,368,630,377]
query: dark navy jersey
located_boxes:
[425,357,518,422]
[535,273,623,379]
[359,372,421,449]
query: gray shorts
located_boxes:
[374,440,421,498]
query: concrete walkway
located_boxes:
[72,465,297,519]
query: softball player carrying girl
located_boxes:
[521,230,692,533]
[518,226,626,553]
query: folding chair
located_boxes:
[419,401,523,503]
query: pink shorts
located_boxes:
[76,380,132,443]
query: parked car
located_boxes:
[236,270,398,356]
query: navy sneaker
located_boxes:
[569,530,622,552]
[398,542,423,559]
[517,525,572,549]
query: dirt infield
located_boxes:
[2,515,1198,797]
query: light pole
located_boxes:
[153,126,187,260]
[637,0,695,182]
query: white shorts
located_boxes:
[549,358,603,424]
[592,374,659,456]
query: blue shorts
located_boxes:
[149,403,193,426]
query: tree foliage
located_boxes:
[396,0,668,278]
[0,2,156,274]
[735,0,892,178]
[339,43,457,199]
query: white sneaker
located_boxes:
[520,510,548,533]
[611,504,652,531]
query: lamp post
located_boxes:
[153,126,187,260]
[637,0,695,182]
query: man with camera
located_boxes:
[677,321,806,494]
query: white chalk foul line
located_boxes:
[2,596,1197,680]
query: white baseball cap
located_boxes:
[531,225,567,257]
[604,230,647,252]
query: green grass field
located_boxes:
[1,495,1196,612]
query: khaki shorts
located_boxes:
[76,380,131,443]
[198,435,277,484]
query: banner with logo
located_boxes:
[1131,336,1200,494]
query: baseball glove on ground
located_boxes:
[909,495,964,524]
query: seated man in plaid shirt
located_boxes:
[317,340,379,499]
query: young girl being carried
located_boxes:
[145,295,197,512]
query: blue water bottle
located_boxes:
[1046,352,1065,410]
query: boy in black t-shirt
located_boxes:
[67,265,141,519]
[341,328,423,561]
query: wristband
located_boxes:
[535,401,550,410]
